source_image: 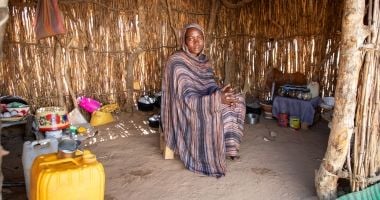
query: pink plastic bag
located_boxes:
[77,97,101,113]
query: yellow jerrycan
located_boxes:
[30,150,105,200]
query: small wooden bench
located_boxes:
[159,125,174,159]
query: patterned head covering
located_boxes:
[181,23,205,57]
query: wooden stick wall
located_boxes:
[0,0,342,110]
[315,0,380,197]
[351,0,380,191]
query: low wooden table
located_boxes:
[272,96,321,128]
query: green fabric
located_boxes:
[338,183,380,200]
[7,102,26,108]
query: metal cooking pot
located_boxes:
[246,113,260,125]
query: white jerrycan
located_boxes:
[22,138,58,198]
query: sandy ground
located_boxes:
[1,109,330,200]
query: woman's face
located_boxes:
[185,27,204,56]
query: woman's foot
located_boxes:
[227,155,240,160]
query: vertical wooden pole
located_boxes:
[206,0,220,49]
[315,0,370,199]
[54,38,65,107]
[121,0,145,112]
[125,52,137,112]
[63,39,77,109]
[164,0,179,49]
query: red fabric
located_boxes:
[35,0,66,40]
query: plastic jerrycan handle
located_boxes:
[38,150,85,167]
[39,157,80,167]
[31,139,51,147]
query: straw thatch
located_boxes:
[0,0,342,111]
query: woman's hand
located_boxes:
[221,84,232,93]
[221,84,239,106]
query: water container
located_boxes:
[307,81,320,98]
[289,116,301,130]
[30,150,105,200]
[45,130,63,139]
[22,138,58,198]
[277,113,288,127]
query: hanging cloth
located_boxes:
[35,0,66,40]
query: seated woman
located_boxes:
[161,23,246,177]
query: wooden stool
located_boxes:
[159,125,174,159]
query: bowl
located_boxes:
[0,96,28,105]
[137,101,154,111]
[322,97,335,107]
[263,111,273,119]
[260,102,273,113]
[148,114,160,128]
[137,95,156,111]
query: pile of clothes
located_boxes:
[0,96,30,121]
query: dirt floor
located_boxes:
[1,109,330,200]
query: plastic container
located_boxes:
[36,107,70,132]
[307,82,320,98]
[289,116,301,130]
[22,138,59,198]
[30,150,105,200]
[278,113,288,127]
[44,130,63,139]
[69,125,77,138]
